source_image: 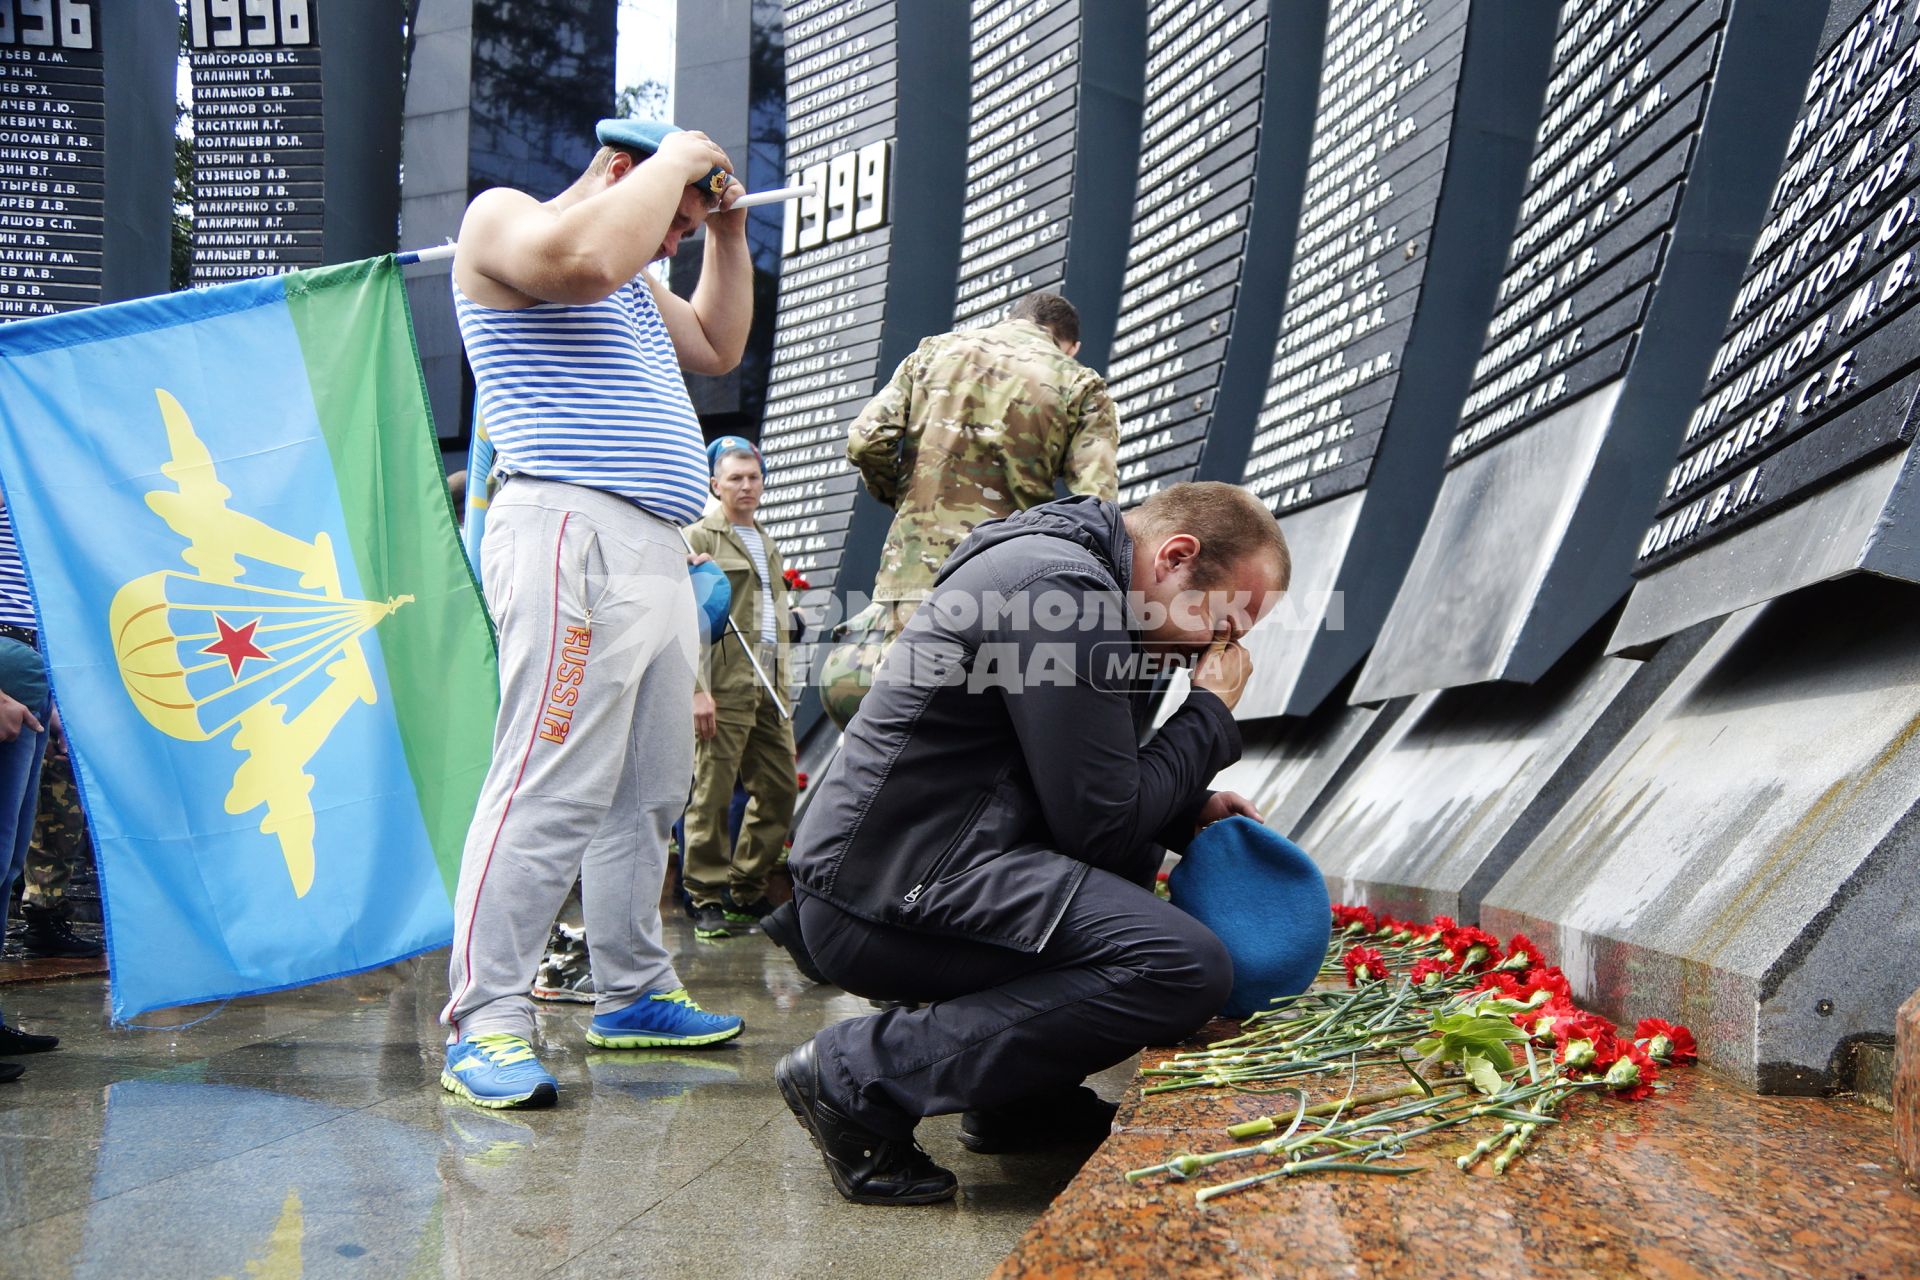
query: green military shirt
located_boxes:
[846,317,1119,605]
[684,507,792,707]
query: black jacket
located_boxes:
[789,496,1242,952]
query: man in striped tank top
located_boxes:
[439,119,753,1109]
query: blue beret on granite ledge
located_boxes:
[1167,816,1331,1019]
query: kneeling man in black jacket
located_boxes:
[776,482,1290,1204]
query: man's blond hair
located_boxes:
[1131,482,1290,591]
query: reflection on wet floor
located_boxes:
[0,919,1123,1278]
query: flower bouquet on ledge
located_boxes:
[1126,905,1697,1203]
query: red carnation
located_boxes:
[1442,925,1503,973]
[1409,957,1454,987]
[1343,945,1389,985]
[1332,904,1379,934]
[1502,933,1543,970]
[1633,1017,1698,1064]
[1472,971,1525,999]
[783,568,811,591]
[1522,967,1571,1001]
[1603,1042,1660,1099]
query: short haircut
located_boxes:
[585,145,639,177]
[1010,291,1080,346]
[1131,482,1291,591]
[713,446,762,474]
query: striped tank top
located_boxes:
[0,496,35,629]
[454,275,709,525]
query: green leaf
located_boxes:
[1463,1053,1504,1096]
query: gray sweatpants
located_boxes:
[442,478,698,1043]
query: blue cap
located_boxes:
[689,559,731,646]
[706,434,763,475]
[595,119,731,201]
[1167,817,1331,1019]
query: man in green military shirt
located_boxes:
[822,292,1119,727]
[683,438,797,939]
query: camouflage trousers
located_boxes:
[817,600,918,730]
[24,748,89,911]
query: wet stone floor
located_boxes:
[0,918,1126,1279]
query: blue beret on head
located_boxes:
[706,434,763,474]
[595,118,731,201]
[689,559,731,646]
[1168,817,1331,1019]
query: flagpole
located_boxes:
[397,185,815,266]
[678,530,792,721]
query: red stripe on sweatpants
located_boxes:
[446,510,570,1039]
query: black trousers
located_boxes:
[798,866,1232,1139]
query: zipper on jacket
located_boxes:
[903,884,923,904]
[901,783,999,906]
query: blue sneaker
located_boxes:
[441,1034,559,1109]
[585,988,743,1049]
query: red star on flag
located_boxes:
[202,615,272,677]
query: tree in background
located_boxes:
[171,10,192,291]
[615,78,669,121]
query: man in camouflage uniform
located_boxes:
[821,292,1118,727]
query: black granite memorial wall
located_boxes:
[1352,0,1825,702]
[755,0,968,735]
[0,2,169,316]
[1614,0,1920,648]
[1233,0,1555,719]
[189,0,401,285]
[1106,0,1325,506]
[949,0,1142,363]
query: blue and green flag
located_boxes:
[0,257,497,1019]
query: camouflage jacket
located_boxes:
[846,317,1119,604]
[684,507,792,707]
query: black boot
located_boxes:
[19,905,103,959]
[0,1062,21,1083]
[762,901,831,985]
[774,1040,956,1205]
[959,1085,1118,1153]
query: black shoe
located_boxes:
[720,890,774,924]
[761,901,831,985]
[774,1040,957,1206]
[0,1062,21,1083]
[0,1023,58,1055]
[19,906,103,959]
[958,1085,1118,1154]
[692,904,732,939]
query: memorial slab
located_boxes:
[1235,0,1557,718]
[1297,613,1716,925]
[1617,0,1920,649]
[1482,575,1920,1092]
[0,1,170,314]
[1356,0,1828,702]
[189,0,402,284]
[949,0,1143,367]
[1108,0,1326,506]
[756,1,969,736]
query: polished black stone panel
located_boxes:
[189,0,403,284]
[0,3,171,314]
[1355,0,1826,702]
[1231,0,1557,719]
[1108,0,1327,506]
[949,0,1144,358]
[1639,0,1920,568]
[756,1,969,736]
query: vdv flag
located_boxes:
[0,258,497,1020]
[462,408,493,574]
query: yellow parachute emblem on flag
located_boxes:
[107,389,411,898]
